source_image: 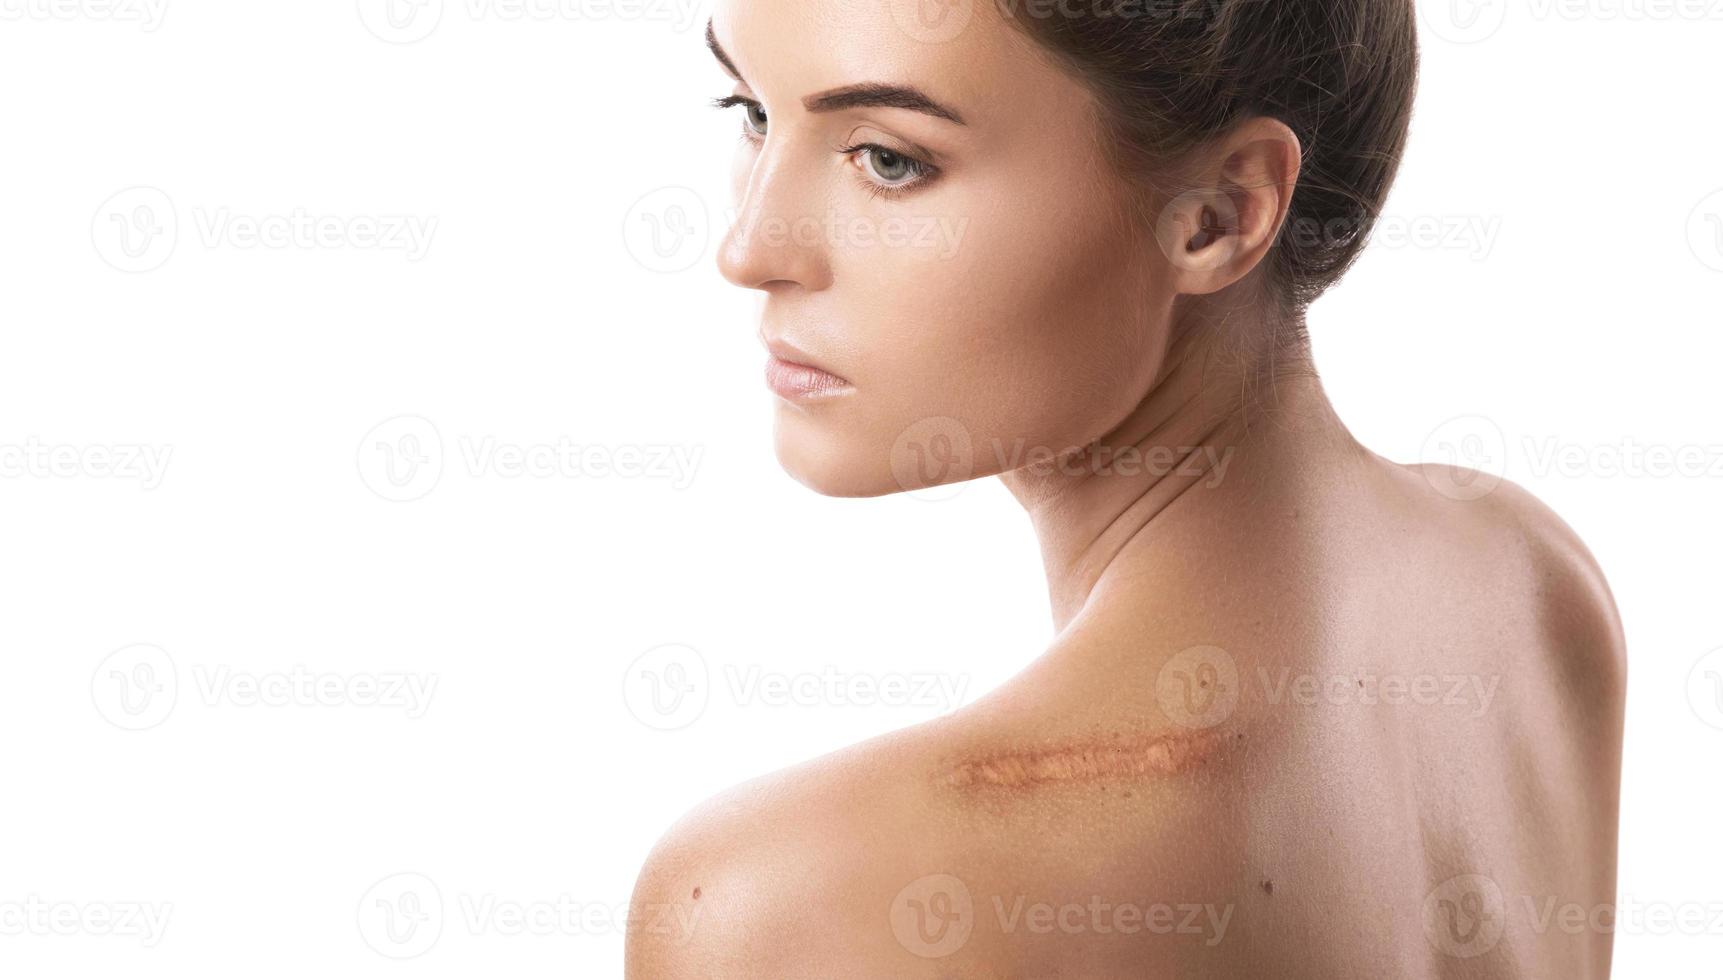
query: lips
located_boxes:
[759,333,852,400]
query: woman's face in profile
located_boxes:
[710,0,1185,497]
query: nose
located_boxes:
[716,144,833,293]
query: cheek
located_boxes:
[833,188,1165,465]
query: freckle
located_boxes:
[691,887,702,901]
[1261,879,1274,896]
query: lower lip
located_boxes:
[765,355,852,400]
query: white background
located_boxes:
[1,0,1718,975]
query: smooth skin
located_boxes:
[627,1,1627,976]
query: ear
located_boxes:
[1152,116,1302,296]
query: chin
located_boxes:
[772,415,889,498]
[772,402,985,498]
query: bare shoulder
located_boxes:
[1402,462,1627,691]
[624,723,953,978]
[625,703,1252,978]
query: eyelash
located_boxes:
[708,95,939,200]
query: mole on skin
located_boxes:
[942,728,1238,789]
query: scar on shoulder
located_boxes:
[942,727,1243,790]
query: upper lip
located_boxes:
[759,332,849,383]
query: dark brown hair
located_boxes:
[1000,0,1419,323]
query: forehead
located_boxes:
[710,0,1093,135]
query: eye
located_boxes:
[742,102,768,138]
[860,146,917,185]
[841,142,938,197]
[710,95,766,141]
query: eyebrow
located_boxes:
[704,19,968,127]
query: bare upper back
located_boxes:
[626,462,1625,979]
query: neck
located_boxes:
[999,328,1349,633]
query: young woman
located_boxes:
[629,1,1626,975]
